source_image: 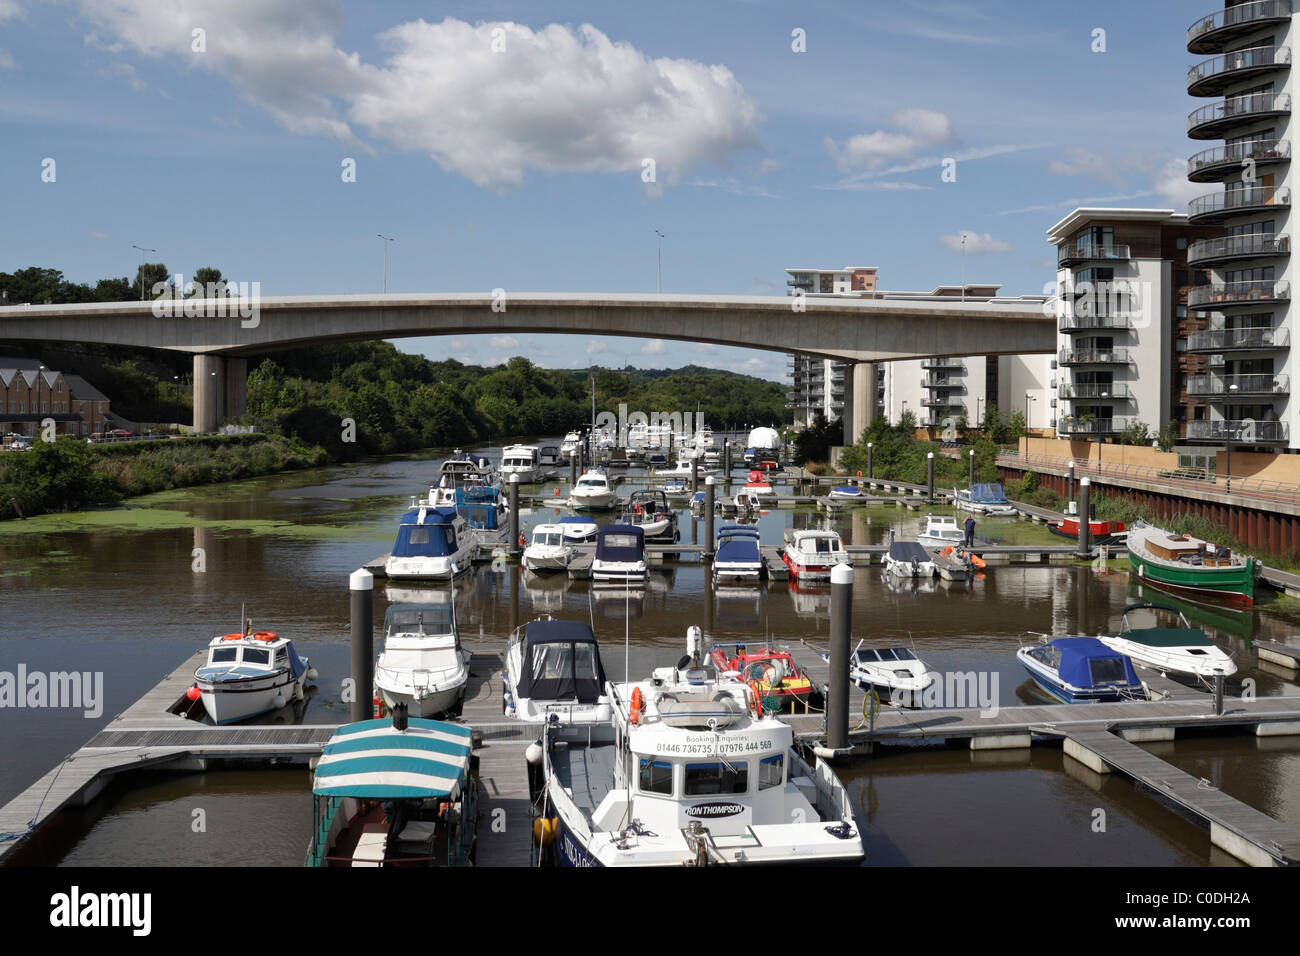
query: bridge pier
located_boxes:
[851,362,875,443]
[193,355,248,433]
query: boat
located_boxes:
[523,523,577,572]
[782,529,851,581]
[374,602,469,718]
[710,641,814,710]
[918,514,964,546]
[745,427,782,469]
[558,514,599,541]
[663,478,688,497]
[742,468,774,496]
[1017,637,1146,703]
[569,469,618,511]
[713,525,763,582]
[500,444,541,484]
[733,491,762,513]
[591,524,648,586]
[954,482,1017,516]
[437,450,494,484]
[560,430,583,459]
[1125,522,1256,608]
[931,544,978,580]
[191,625,315,725]
[307,713,476,867]
[539,445,562,467]
[884,540,935,578]
[503,616,613,724]
[456,484,510,551]
[385,506,479,580]
[1097,602,1238,678]
[653,459,712,479]
[828,485,863,500]
[538,626,863,867]
[621,489,678,542]
[829,642,934,706]
[1048,506,1126,546]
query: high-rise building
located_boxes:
[785,267,878,426]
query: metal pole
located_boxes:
[1068,460,1075,503]
[723,439,731,478]
[508,473,520,556]
[691,457,699,494]
[1076,477,1091,558]
[926,451,935,503]
[704,476,716,558]
[828,563,853,752]
[867,442,873,480]
[968,448,974,487]
[350,568,374,722]
[568,450,577,489]
[1213,669,1225,716]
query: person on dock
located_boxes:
[963,515,976,548]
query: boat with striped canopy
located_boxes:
[307,715,477,867]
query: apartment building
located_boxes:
[785,267,878,426]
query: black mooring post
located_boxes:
[828,563,853,752]
[350,568,374,722]
[1076,477,1092,558]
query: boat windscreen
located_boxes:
[969,483,1009,504]
[392,523,458,558]
[522,641,605,703]
[1088,657,1131,685]
[385,604,453,636]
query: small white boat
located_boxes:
[663,478,688,497]
[591,524,648,586]
[192,627,314,725]
[524,523,577,572]
[375,602,469,718]
[733,491,762,513]
[919,514,964,545]
[884,540,936,578]
[954,483,1017,516]
[1097,602,1237,678]
[385,506,479,580]
[828,485,863,500]
[831,642,933,706]
[500,444,541,484]
[560,430,583,459]
[558,515,599,541]
[570,470,618,510]
[653,460,713,479]
[504,616,613,724]
[741,469,774,497]
[713,525,763,582]
[622,490,678,542]
[782,529,851,582]
[930,545,978,581]
[437,450,495,485]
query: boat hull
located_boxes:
[196,669,306,724]
[1017,650,1144,703]
[377,682,465,718]
[1127,548,1255,608]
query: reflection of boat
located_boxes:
[954,483,1017,516]
[523,569,568,612]
[1127,580,1255,640]
[307,714,476,867]
[782,529,851,581]
[192,626,315,725]
[503,616,612,724]
[884,540,935,578]
[385,506,478,580]
[570,470,618,511]
[1098,602,1237,678]
[524,523,577,572]
[1018,637,1146,703]
[710,641,815,709]
[714,526,763,582]
[591,524,648,586]
[1126,522,1256,608]
[787,579,831,617]
[832,642,933,705]
[375,603,468,718]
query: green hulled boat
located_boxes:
[1126,522,1256,609]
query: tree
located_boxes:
[1118,419,1152,446]
[1157,420,1179,453]
[190,267,227,297]
[1007,410,1027,442]
[982,403,1004,443]
[134,262,171,300]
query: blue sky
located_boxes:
[1,0,1211,380]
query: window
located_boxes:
[408,528,429,545]
[241,648,270,665]
[1089,658,1129,685]
[639,758,673,795]
[211,647,238,662]
[1176,237,1188,250]
[759,754,784,791]
[684,762,748,795]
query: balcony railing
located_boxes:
[1058,314,1134,332]
[1058,383,1131,400]
[1187,45,1289,95]
[921,398,964,408]
[1057,243,1131,266]
[1059,417,1133,435]
[922,377,965,390]
[921,358,965,370]
[1188,92,1290,137]
[1188,138,1290,181]
[1188,373,1290,396]
[1188,2,1293,54]
[1187,279,1290,308]
[1188,185,1289,221]
[1187,233,1289,264]
[1058,348,1130,365]
[1187,326,1289,352]
[1185,419,1289,443]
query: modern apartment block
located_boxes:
[1047,208,1221,441]
[1185,2,1296,449]
[785,267,878,426]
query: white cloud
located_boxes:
[0,0,22,23]
[586,340,607,354]
[107,61,146,91]
[756,158,781,175]
[1153,157,1204,209]
[0,49,13,70]
[640,339,665,355]
[89,230,108,239]
[940,231,1010,255]
[823,180,932,192]
[490,335,520,349]
[825,107,955,172]
[996,191,1154,215]
[1048,147,1164,188]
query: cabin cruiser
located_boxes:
[830,642,933,706]
[918,514,964,545]
[437,450,495,485]
[591,524,648,586]
[570,469,618,511]
[374,603,468,718]
[782,529,851,582]
[503,616,612,724]
[426,470,496,509]
[884,540,936,578]
[733,492,763,513]
[500,444,541,484]
[524,523,578,572]
[1097,602,1237,678]
[622,489,678,542]
[713,525,763,582]
[560,431,583,460]
[538,627,863,867]
[191,627,315,725]
[1018,637,1146,703]
[558,514,599,542]
[539,445,562,467]
[455,485,510,551]
[385,506,478,580]
[954,482,1017,516]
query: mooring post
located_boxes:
[350,568,374,723]
[508,473,520,556]
[723,440,731,478]
[691,456,699,493]
[704,475,716,558]
[1068,459,1075,503]
[926,451,935,503]
[828,563,853,752]
[1214,669,1225,715]
[568,450,577,489]
[968,448,974,488]
[1076,477,1091,558]
[867,442,873,480]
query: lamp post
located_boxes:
[1025,391,1036,432]
[131,244,156,301]
[960,232,967,302]
[377,234,395,293]
[1225,382,1239,491]
[655,229,665,293]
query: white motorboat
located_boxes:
[1097,602,1238,678]
[884,540,936,578]
[831,641,934,706]
[503,616,613,724]
[781,529,851,582]
[539,444,562,467]
[713,525,763,582]
[733,491,762,513]
[653,459,713,479]
[500,444,541,484]
[524,523,577,572]
[560,430,583,459]
[375,602,469,718]
[385,506,479,580]
[1018,637,1146,704]
[191,627,315,725]
[741,469,775,497]
[540,626,864,867]
[918,514,964,545]
[558,515,599,541]
[930,544,979,580]
[828,485,863,500]
[621,489,678,542]
[437,450,495,485]
[591,524,648,586]
[570,469,618,511]
[954,483,1017,516]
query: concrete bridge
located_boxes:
[0,292,1054,437]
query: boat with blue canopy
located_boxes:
[713,525,762,582]
[307,714,476,867]
[954,482,1017,516]
[1017,637,1146,703]
[385,506,478,580]
[591,524,647,586]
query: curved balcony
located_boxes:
[1058,348,1130,366]
[1058,384,1132,401]
[1188,138,1290,182]
[1188,92,1290,139]
[921,377,965,391]
[1188,45,1289,96]
[1188,373,1289,397]
[1188,1,1294,54]
[1187,185,1289,223]
[921,358,965,370]
[1186,419,1289,443]
[1058,314,1133,333]
[1187,279,1290,308]
[1187,233,1290,265]
[1187,326,1289,352]
[1057,243,1131,267]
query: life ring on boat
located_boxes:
[221,633,244,641]
[253,631,277,642]
[629,686,645,725]
[747,680,763,717]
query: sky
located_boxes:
[0,0,1215,381]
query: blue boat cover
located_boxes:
[392,507,460,558]
[559,516,597,527]
[1052,637,1141,688]
[968,483,1009,504]
[460,501,502,530]
[596,524,644,562]
[312,718,473,799]
[716,525,761,563]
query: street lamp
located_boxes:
[654,230,665,293]
[378,235,395,293]
[1025,391,1036,428]
[960,231,967,302]
[1225,382,1239,491]
[131,244,156,301]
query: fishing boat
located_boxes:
[918,514,964,545]
[503,616,613,724]
[713,525,763,582]
[1017,637,1146,703]
[954,482,1017,516]
[828,485,863,500]
[1097,602,1238,678]
[591,524,648,586]
[1125,522,1256,608]
[828,642,934,706]
[558,514,599,542]
[191,625,315,725]
[385,506,478,580]
[538,627,863,867]
[307,713,476,867]
[710,641,815,710]
[374,602,468,718]
[621,489,678,542]
[570,469,618,511]
[523,523,577,572]
[884,540,935,578]
[742,468,774,497]
[500,444,541,484]
[782,529,851,581]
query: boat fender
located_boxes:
[630,687,645,725]
[747,680,763,717]
[525,741,544,766]
[812,745,854,760]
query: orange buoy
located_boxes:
[253,631,277,642]
[221,632,244,641]
[629,686,645,725]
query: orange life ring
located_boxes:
[253,631,277,642]
[221,632,244,641]
[748,680,764,717]
[629,686,645,725]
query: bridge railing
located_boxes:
[997,452,1300,505]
